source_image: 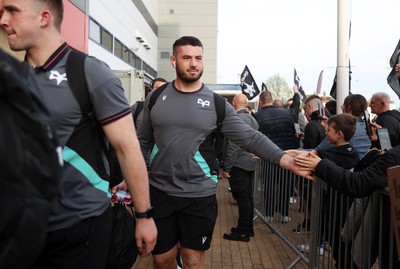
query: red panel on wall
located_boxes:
[61,0,88,52]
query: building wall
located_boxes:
[62,0,88,52]
[157,0,218,83]
[88,0,158,72]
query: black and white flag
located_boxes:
[387,39,400,99]
[261,82,268,92]
[330,65,352,99]
[329,71,337,99]
[240,65,260,100]
[294,68,307,102]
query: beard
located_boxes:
[176,66,203,83]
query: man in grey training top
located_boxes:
[137,36,310,269]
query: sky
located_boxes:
[217,0,400,107]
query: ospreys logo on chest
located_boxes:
[49,70,67,85]
[197,98,210,107]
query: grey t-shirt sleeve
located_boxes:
[84,56,130,124]
[221,103,284,165]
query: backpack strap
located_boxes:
[213,92,225,130]
[148,82,169,112]
[66,50,95,122]
[213,93,226,161]
[132,101,144,128]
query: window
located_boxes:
[69,0,87,13]
[135,56,142,70]
[122,45,130,63]
[88,19,156,75]
[89,19,100,43]
[101,28,113,52]
[129,52,136,67]
[161,52,170,59]
[114,39,122,58]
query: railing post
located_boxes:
[309,179,322,268]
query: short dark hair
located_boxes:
[150,77,167,89]
[39,0,64,31]
[172,36,203,54]
[327,113,357,142]
[325,100,337,115]
[259,91,273,103]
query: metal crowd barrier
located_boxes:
[253,160,399,269]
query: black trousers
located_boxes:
[33,206,112,269]
[229,167,254,234]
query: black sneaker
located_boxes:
[230,227,254,237]
[223,231,250,242]
[292,220,311,234]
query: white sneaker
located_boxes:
[297,244,324,256]
[290,197,297,204]
[281,216,291,223]
[266,216,274,222]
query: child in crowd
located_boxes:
[303,113,360,268]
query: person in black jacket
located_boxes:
[302,94,327,149]
[222,94,259,242]
[295,140,400,268]
[254,91,297,222]
[369,92,400,147]
[293,94,327,233]
[254,91,297,150]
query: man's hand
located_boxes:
[111,179,128,194]
[285,149,309,157]
[279,153,313,179]
[293,84,299,93]
[295,151,321,180]
[369,122,382,141]
[136,218,158,256]
[222,170,230,179]
[319,115,328,129]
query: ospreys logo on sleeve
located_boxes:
[197,98,210,107]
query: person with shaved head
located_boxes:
[222,94,259,242]
[369,92,400,147]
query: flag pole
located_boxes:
[336,0,350,113]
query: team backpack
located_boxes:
[66,50,137,268]
[0,49,62,268]
[66,50,123,188]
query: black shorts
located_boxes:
[150,186,218,255]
